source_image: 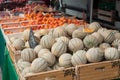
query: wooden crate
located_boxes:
[6,34,77,80]
[4,32,23,63]
[6,29,120,80]
[77,60,120,80]
[2,25,39,35]
[23,68,76,80]
[97,9,116,22]
[98,14,114,22]
[1,22,21,28]
[7,44,18,63]
[98,9,116,17]
[13,53,120,80]
[5,33,77,80]
[0,17,23,23]
[13,53,76,80]
[1,20,35,29]
[3,27,30,34]
[8,43,120,80]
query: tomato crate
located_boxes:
[1,22,21,28]
[0,20,37,29]
[3,27,29,34]
[0,17,23,23]
[2,24,44,34]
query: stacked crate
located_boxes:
[97,9,116,22]
[97,0,116,23]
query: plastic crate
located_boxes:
[0,28,18,80]
[2,47,19,80]
[0,28,6,67]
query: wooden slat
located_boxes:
[79,62,117,72]
[2,23,21,27]
[98,9,115,16]
[79,68,119,77]
[7,45,15,63]
[7,44,22,64]
[25,68,75,80]
[98,14,113,22]
[14,63,26,80]
[80,73,119,80]
[77,60,120,80]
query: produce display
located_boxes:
[1,1,119,80]
[1,12,85,34]
[8,22,120,77]
[11,3,49,14]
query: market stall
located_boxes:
[0,0,120,80]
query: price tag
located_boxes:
[14,12,24,16]
[19,14,25,18]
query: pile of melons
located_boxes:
[10,22,120,77]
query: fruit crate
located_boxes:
[15,53,120,80]
[1,20,38,29]
[5,32,120,80]
[97,9,116,23]
[1,22,21,28]
[97,14,114,22]
[8,44,120,80]
[77,60,120,80]
[14,54,76,80]
[0,17,23,23]
[98,9,116,17]
[7,44,77,80]
[1,25,41,35]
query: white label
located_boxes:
[19,14,25,18]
